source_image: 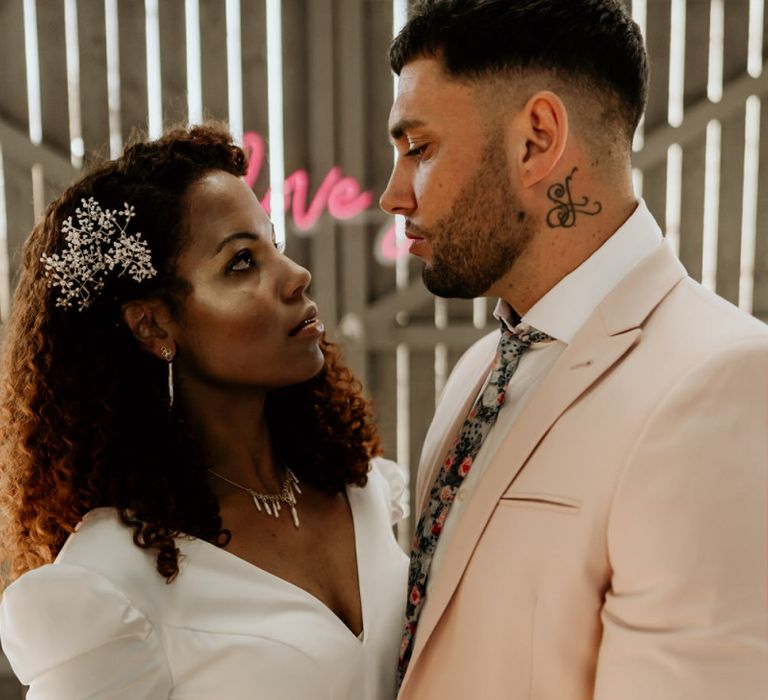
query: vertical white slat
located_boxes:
[396,342,411,549]
[0,146,10,322]
[473,297,487,329]
[665,143,683,256]
[145,0,162,139]
[104,0,123,157]
[23,0,42,145]
[64,0,84,167]
[739,96,761,312]
[185,0,203,125]
[23,0,45,219]
[748,0,764,78]
[631,0,647,49]
[266,0,286,249]
[707,0,724,103]
[434,298,448,403]
[225,0,243,144]
[668,0,686,128]
[434,297,448,329]
[434,343,448,405]
[436,297,448,498]
[701,119,722,291]
[31,163,44,220]
[392,0,412,550]
[393,0,408,290]
[631,0,647,152]
[632,167,643,198]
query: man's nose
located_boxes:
[379,164,415,217]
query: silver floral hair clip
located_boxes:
[41,197,157,311]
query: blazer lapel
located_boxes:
[400,243,687,693]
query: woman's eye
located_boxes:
[228,249,255,272]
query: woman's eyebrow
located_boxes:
[214,231,260,256]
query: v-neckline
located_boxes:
[191,484,367,644]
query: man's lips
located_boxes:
[405,225,430,257]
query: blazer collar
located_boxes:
[402,242,687,692]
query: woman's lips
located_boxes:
[289,305,323,337]
[290,317,325,338]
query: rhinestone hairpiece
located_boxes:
[40,197,157,311]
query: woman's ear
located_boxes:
[121,299,175,360]
[515,90,569,188]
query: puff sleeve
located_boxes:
[0,562,173,699]
[370,456,411,525]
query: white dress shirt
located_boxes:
[423,199,663,596]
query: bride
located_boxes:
[0,123,408,699]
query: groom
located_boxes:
[381,1,768,698]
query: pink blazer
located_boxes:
[398,244,768,700]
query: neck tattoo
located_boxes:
[546,166,603,228]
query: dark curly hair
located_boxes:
[390,0,648,144]
[0,123,381,585]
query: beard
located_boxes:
[415,135,533,299]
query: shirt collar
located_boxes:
[494,199,663,342]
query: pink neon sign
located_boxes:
[244,131,372,229]
[243,131,408,263]
[376,223,412,264]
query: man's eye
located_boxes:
[228,249,255,272]
[405,144,428,158]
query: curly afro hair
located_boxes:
[0,123,381,585]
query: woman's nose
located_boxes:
[283,258,312,299]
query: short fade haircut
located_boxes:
[390,0,649,145]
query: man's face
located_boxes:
[380,57,533,298]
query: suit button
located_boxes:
[457,489,467,502]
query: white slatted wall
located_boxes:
[0,8,766,692]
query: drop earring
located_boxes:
[161,346,174,409]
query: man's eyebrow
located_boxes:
[214,231,259,255]
[389,118,427,141]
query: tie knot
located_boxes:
[498,323,553,365]
[516,325,553,345]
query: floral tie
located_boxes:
[397,323,552,686]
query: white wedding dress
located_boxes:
[0,458,410,699]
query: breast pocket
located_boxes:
[498,491,581,513]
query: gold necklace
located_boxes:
[208,468,302,529]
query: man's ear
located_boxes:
[514,90,569,188]
[121,299,176,360]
